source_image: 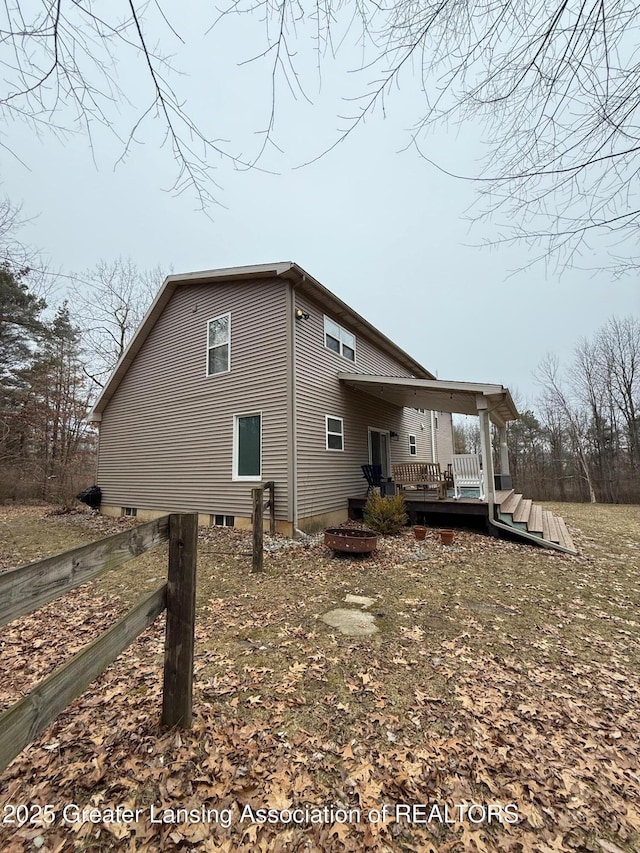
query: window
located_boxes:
[233,413,261,480]
[212,514,235,527]
[324,316,356,362]
[326,415,344,451]
[207,313,230,375]
[121,507,137,517]
[409,434,417,456]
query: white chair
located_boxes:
[452,454,485,499]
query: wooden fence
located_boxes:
[0,513,197,775]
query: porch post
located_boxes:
[476,396,495,508]
[498,425,510,477]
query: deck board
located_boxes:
[528,504,543,533]
[546,514,561,543]
[555,516,576,552]
[513,498,532,524]
[500,492,522,515]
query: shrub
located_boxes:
[363,491,407,535]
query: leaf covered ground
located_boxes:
[0,502,638,853]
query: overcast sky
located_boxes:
[2,3,638,406]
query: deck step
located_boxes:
[542,510,561,543]
[548,514,562,544]
[499,492,522,515]
[555,515,576,552]
[492,489,577,555]
[513,498,532,524]
[527,504,544,534]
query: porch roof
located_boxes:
[337,373,519,423]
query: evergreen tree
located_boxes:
[17,303,93,500]
[0,265,46,488]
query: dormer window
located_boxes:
[324,316,356,362]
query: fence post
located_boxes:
[162,513,197,728]
[252,487,264,572]
[267,481,276,534]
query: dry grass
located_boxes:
[0,502,638,852]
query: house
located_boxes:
[88,262,576,553]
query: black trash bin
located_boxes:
[76,485,102,509]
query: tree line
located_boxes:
[455,317,640,504]
[0,227,162,503]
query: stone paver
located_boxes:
[321,608,378,636]
[344,594,376,608]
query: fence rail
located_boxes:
[0,513,197,774]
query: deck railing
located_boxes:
[0,513,197,774]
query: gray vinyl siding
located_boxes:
[433,411,455,467]
[294,293,434,520]
[97,278,290,520]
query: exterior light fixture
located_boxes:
[295,308,310,320]
[390,431,399,440]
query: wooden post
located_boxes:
[267,481,276,534]
[162,513,197,728]
[252,487,264,572]
[498,425,510,477]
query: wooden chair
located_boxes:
[361,464,385,496]
[452,454,485,499]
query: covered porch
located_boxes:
[339,373,577,554]
[338,373,517,505]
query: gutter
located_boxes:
[486,514,578,556]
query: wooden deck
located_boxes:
[349,488,577,554]
[349,491,490,520]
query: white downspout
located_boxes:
[430,411,437,462]
[289,282,299,536]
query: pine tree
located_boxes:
[17,303,93,501]
[0,265,46,492]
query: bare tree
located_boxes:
[0,2,253,210]
[5,3,640,259]
[71,258,167,388]
[536,354,597,502]
[0,197,35,274]
[598,317,640,467]
[571,336,618,501]
[215,0,640,267]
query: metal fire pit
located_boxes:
[324,527,378,554]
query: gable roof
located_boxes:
[88,262,435,420]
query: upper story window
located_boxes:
[207,313,230,376]
[324,316,356,362]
